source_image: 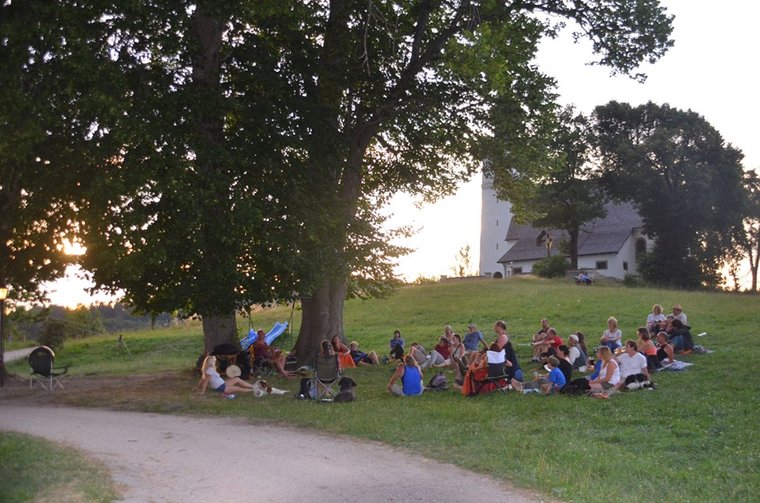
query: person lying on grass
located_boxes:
[349,341,379,366]
[198,355,256,397]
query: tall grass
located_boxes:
[6,277,760,502]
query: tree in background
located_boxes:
[451,245,474,278]
[737,171,760,292]
[592,101,747,289]
[495,107,607,269]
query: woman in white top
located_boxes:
[588,346,620,395]
[646,304,667,334]
[198,355,255,396]
[600,316,622,351]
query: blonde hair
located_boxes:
[607,316,618,328]
[652,304,662,314]
[597,346,613,362]
[201,355,217,373]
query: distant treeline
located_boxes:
[7,303,174,345]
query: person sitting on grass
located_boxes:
[331,335,357,369]
[513,356,565,395]
[389,330,405,361]
[252,330,296,380]
[588,346,620,397]
[667,319,695,354]
[567,332,588,370]
[600,316,622,351]
[198,355,255,397]
[387,355,423,396]
[655,331,675,364]
[493,323,524,383]
[646,304,667,335]
[636,328,658,370]
[420,336,451,369]
[534,327,564,360]
[463,323,487,360]
[349,341,379,366]
[530,318,550,362]
[557,345,574,384]
[616,340,651,390]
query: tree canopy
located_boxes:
[592,101,747,288]
[1,1,675,357]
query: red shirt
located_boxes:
[435,342,451,360]
[547,335,564,349]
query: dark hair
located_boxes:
[393,330,401,337]
[558,344,569,357]
[576,332,588,355]
[671,319,683,329]
[489,342,500,351]
[626,340,638,351]
[495,320,507,331]
[320,339,332,355]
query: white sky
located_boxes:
[46,0,759,307]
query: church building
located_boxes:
[479,173,651,280]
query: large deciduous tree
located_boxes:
[281,1,674,363]
[592,101,747,289]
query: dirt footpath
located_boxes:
[0,405,543,503]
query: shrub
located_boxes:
[38,319,66,350]
[532,255,569,278]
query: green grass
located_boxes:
[5,277,760,502]
[0,432,119,502]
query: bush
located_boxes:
[38,319,66,350]
[532,256,569,278]
[623,273,644,287]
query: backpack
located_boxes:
[427,372,448,391]
[296,378,317,399]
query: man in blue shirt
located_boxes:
[463,323,486,358]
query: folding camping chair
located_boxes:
[29,346,68,391]
[313,353,341,401]
[466,349,511,396]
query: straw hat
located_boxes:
[225,365,241,378]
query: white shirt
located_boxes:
[616,352,648,379]
[568,346,581,364]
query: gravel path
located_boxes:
[0,405,543,503]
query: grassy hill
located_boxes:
[6,277,759,502]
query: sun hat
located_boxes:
[467,323,476,329]
[225,365,241,378]
[569,334,579,342]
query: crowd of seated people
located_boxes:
[197,301,701,401]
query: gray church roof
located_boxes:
[498,201,643,263]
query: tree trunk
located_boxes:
[294,278,347,366]
[568,228,580,269]
[202,312,238,354]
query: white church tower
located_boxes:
[479,171,513,278]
